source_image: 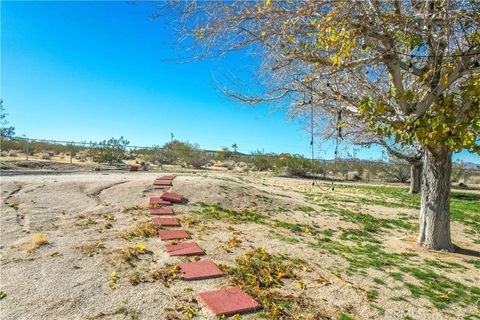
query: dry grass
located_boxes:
[20,233,50,252]
[77,241,107,257]
[107,243,151,267]
[119,221,161,239]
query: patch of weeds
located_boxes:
[8,200,19,210]
[324,228,335,237]
[425,259,467,272]
[195,202,265,224]
[372,277,386,285]
[0,291,6,300]
[76,216,97,227]
[222,248,308,318]
[87,305,140,320]
[78,241,106,256]
[144,264,181,287]
[366,289,379,300]
[107,243,151,267]
[297,205,315,213]
[165,297,200,320]
[339,228,381,244]
[391,296,409,302]
[269,231,300,244]
[464,259,480,269]
[120,222,162,239]
[400,266,480,309]
[337,313,355,320]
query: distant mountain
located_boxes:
[462,162,480,171]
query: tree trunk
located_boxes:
[417,145,454,251]
[409,161,423,194]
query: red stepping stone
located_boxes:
[153,179,173,186]
[152,217,181,227]
[198,287,261,316]
[158,175,175,180]
[150,207,174,215]
[179,260,223,280]
[161,192,183,203]
[165,242,205,256]
[158,229,190,240]
[149,197,171,205]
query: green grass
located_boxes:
[194,202,266,224]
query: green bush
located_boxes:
[279,155,322,177]
[87,137,130,164]
[249,150,278,171]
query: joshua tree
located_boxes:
[232,143,238,154]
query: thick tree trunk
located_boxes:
[417,145,454,251]
[409,161,423,194]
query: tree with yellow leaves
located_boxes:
[158,0,480,251]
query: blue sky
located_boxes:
[1,1,479,163]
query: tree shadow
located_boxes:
[451,192,480,201]
[453,245,480,258]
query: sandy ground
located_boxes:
[1,169,479,320]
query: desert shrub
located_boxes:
[1,151,8,157]
[8,150,18,157]
[39,153,51,160]
[87,136,130,164]
[153,140,210,168]
[216,147,232,159]
[279,155,322,178]
[383,157,410,183]
[184,150,210,168]
[249,150,278,171]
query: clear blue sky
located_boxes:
[1,1,479,163]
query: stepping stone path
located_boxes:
[158,229,190,240]
[153,179,173,186]
[150,207,175,215]
[158,175,176,180]
[160,192,183,203]
[148,174,260,316]
[152,217,181,227]
[149,197,171,205]
[198,287,261,316]
[179,260,224,280]
[165,242,205,256]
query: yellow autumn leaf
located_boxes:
[137,243,145,252]
[441,74,448,85]
[108,282,116,290]
[111,271,117,279]
[260,31,266,36]
[331,55,341,66]
[265,0,271,8]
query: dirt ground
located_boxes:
[1,167,479,320]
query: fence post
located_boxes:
[70,142,73,164]
[25,138,29,161]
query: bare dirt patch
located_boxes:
[0,170,478,319]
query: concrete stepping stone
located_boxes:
[160,192,183,203]
[153,179,173,186]
[197,287,261,316]
[165,242,205,256]
[149,197,171,205]
[150,207,175,215]
[178,260,223,280]
[158,175,175,180]
[158,229,190,240]
[152,217,181,227]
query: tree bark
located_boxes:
[417,145,454,251]
[409,161,423,194]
